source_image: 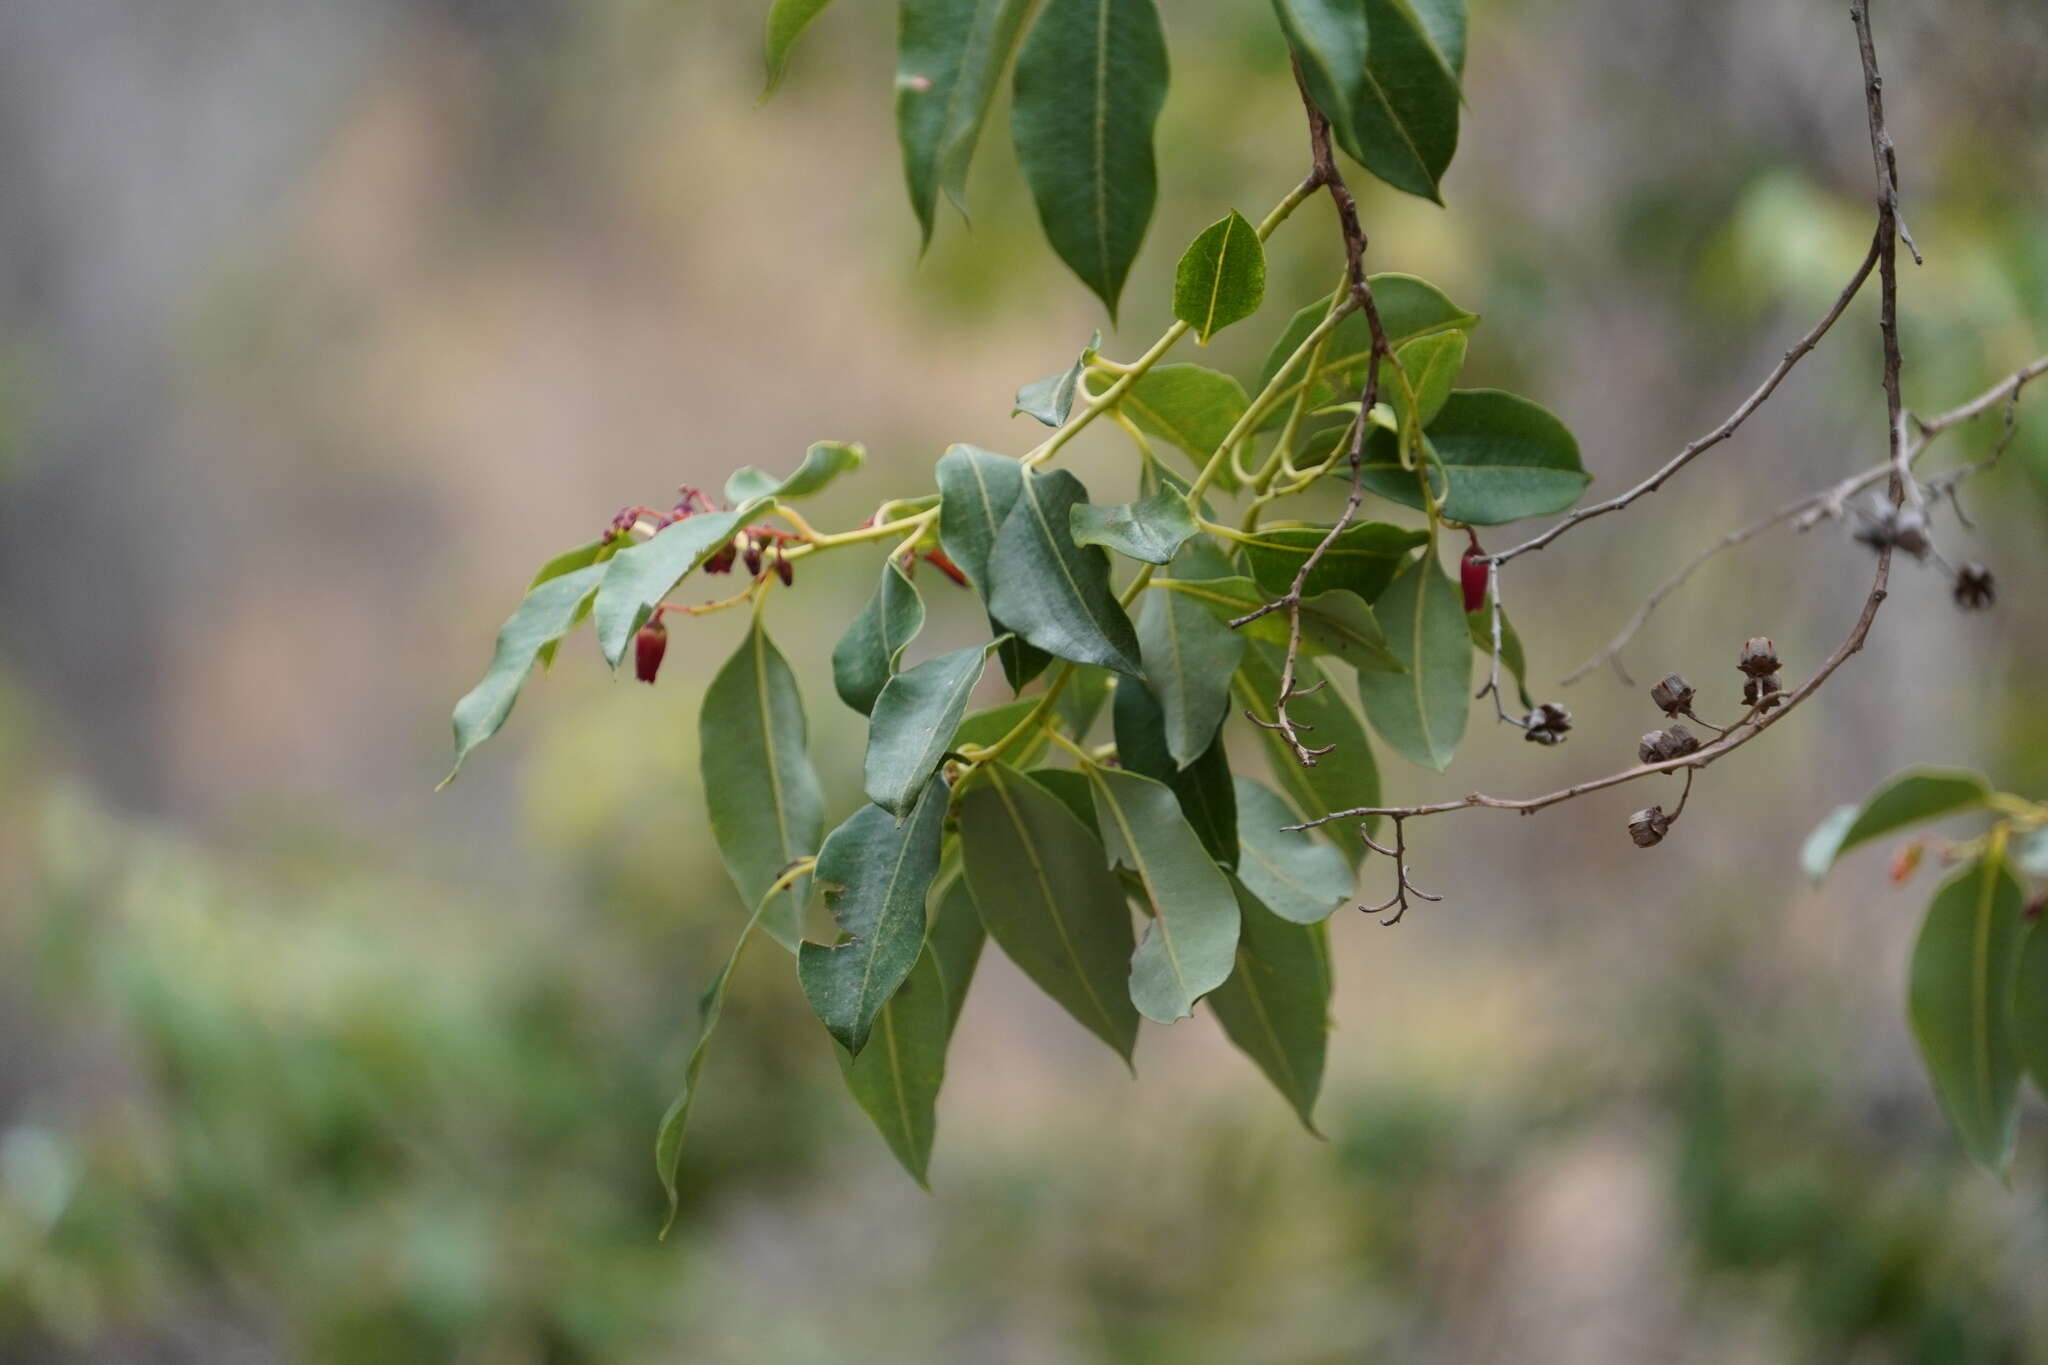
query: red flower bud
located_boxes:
[1460,549,1488,614]
[634,619,668,684]
[923,547,970,587]
[740,535,763,577]
[703,541,737,575]
[773,550,794,587]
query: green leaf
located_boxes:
[654,868,796,1236]
[1155,577,1402,674]
[1010,0,1169,317]
[836,946,950,1185]
[1238,521,1427,603]
[1120,365,1250,488]
[1024,765,1099,832]
[1257,275,1478,405]
[897,0,1035,243]
[701,621,828,951]
[865,643,994,818]
[1394,329,1465,429]
[1363,390,1589,526]
[1409,0,1467,77]
[1233,643,1380,867]
[1054,664,1116,740]
[950,697,1050,767]
[1173,209,1266,344]
[1466,606,1533,711]
[594,509,755,667]
[1340,0,1463,201]
[987,468,1144,675]
[1086,763,1241,1023]
[958,764,1141,1059]
[2014,919,2048,1100]
[445,562,608,783]
[1908,852,2026,1174]
[1013,331,1099,427]
[1134,552,1245,767]
[724,440,866,505]
[1271,0,1370,167]
[934,444,1054,690]
[1802,767,1995,881]
[528,536,617,670]
[1069,487,1200,565]
[1355,552,1470,770]
[928,869,987,1036]
[1208,878,1331,1132]
[799,786,951,1056]
[764,0,836,93]
[1233,778,1353,924]
[1113,678,1238,867]
[833,559,928,716]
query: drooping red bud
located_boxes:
[773,550,794,587]
[634,619,669,684]
[703,540,737,575]
[923,547,970,587]
[740,535,763,577]
[1460,549,1488,614]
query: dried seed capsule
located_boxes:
[1628,805,1670,848]
[1737,636,1779,678]
[634,618,669,684]
[1636,724,1700,764]
[1649,673,1695,717]
[1741,674,1785,713]
[1460,549,1488,614]
[1523,702,1572,745]
[1890,507,1931,559]
[1953,562,1995,609]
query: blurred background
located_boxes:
[3,0,2047,1360]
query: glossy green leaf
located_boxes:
[654,867,797,1236]
[445,562,608,783]
[594,507,758,667]
[2014,919,2048,1099]
[958,764,1140,1059]
[1802,767,1995,881]
[1134,553,1245,767]
[1121,364,1250,488]
[928,869,987,1035]
[1233,643,1380,868]
[1070,487,1200,565]
[798,786,951,1056]
[836,946,949,1185]
[1466,607,1533,711]
[834,558,928,716]
[1086,763,1240,1023]
[1337,0,1463,201]
[1238,521,1427,603]
[1024,765,1099,832]
[1272,0,1370,166]
[701,621,828,951]
[1208,878,1331,1132]
[1410,0,1467,76]
[1233,778,1353,924]
[1908,853,2026,1174]
[865,643,994,818]
[1173,209,1266,344]
[1013,331,1099,427]
[1395,329,1465,429]
[1155,577,1402,674]
[723,440,866,505]
[1363,390,1589,526]
[897,0,1035,243]
[764,0,836,93]
[1010,0,1169,317]
[1355,552,1470,770]
[1257,275,1478,404]
[988,468,1144,675]
[1113,678,1238,867]
[934,444,1054,690]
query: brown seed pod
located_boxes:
[1737,637,1779,678]
[1628,805,1670,848]
[1953,562,1995,609]
[1649,673,1695,717]
[1523,702,1572,745]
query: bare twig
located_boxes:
[1357,815,1441,925]
[1563,353,2046,684]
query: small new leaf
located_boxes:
[1069,488,1200,565]
[1173,209,1266,343]
[864,643,994,817]
[833,558,927,716]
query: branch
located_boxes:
[1299,0,1926,851]
[1564,353,2046,684]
